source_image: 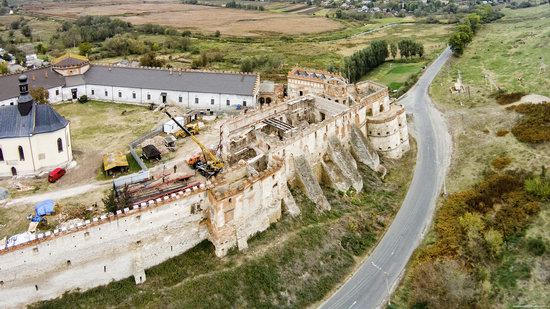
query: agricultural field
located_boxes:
[22,0,343,37]
[392,6,550,308]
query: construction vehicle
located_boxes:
[175,123,200,139]
[164,111,224,177]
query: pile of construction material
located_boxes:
[141,136,170,155]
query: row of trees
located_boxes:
[391,39,424,59]
[342,40,389,83]
[449,5,503,55]
[225,1,265,11]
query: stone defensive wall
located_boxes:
[0,80,408,308]
[0,161,287,308]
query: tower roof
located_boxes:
[52,53,89,68]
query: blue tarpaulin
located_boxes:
[35,199,55,217]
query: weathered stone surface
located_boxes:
[282,183,300,217]
[293,154,330,211]
[321,159,351,192]
[350,125,382,173]
[327,136,363,192]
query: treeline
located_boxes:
[51,16,132,49]
[0,0,9,15]
[449,5,503,55]
[100,34,193,58]
[390,39,424,59]
[225,1,265,11]
[343,40,389,83]
[403,166,549,308]
[240,54,283,73]
[334,9,371,21]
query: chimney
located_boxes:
[17,75,34,116]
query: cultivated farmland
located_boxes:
[22,0,343,36]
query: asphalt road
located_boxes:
[321,47,453,309]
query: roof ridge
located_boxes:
[90,64,257,76]
[0,66,54,78]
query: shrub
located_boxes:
[526,238,546,256]
[496,129,509,137]
[510,103,550,144]
[491,155,512,170]
[78,95,88,103]
[525,175,550,200]
[494,91,525,105]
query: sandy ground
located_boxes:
[23,1,343,36]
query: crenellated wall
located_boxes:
[0,160,289,308]
[0,75,411,308]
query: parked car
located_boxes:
[48,168,66,183]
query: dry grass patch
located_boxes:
[23,1,343,36]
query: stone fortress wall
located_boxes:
[0,160,289,308]
[0,70,410,308]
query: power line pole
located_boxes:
[371,261,391,306]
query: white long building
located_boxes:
[0,54,261,111]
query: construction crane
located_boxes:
[164,111,224,177]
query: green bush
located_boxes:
[78,95,88,103]
[527,237,546,256]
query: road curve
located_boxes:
[321,47,453,309]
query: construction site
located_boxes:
[0,69,410,308]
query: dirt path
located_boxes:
[3,181,111,207]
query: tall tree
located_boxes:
[390,42,398,59]
[30,87,50,104]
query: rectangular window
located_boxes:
[91,90,95,95]
[118,92,122,98]
[179,96,182,103]
[104,91,108,97]
[243,101,247,106]
[147,94,151,100]
[132,93,136,99]
[226,99,230,106]
[195,98,199,104]
[211,99,215,105]
[55,89,59,95]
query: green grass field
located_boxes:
[362,61,426,92]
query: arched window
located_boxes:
[0,148,3,161]
[57,138,63,152]
[18,146,24,161]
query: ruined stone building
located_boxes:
[0,69,410,307]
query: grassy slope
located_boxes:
[31,143,417,308]
[431,5,550,191]
[391,6,550,308]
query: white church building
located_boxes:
[0,75,73,177]
[0,54,261,111]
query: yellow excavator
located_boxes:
[164,111,223,177]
